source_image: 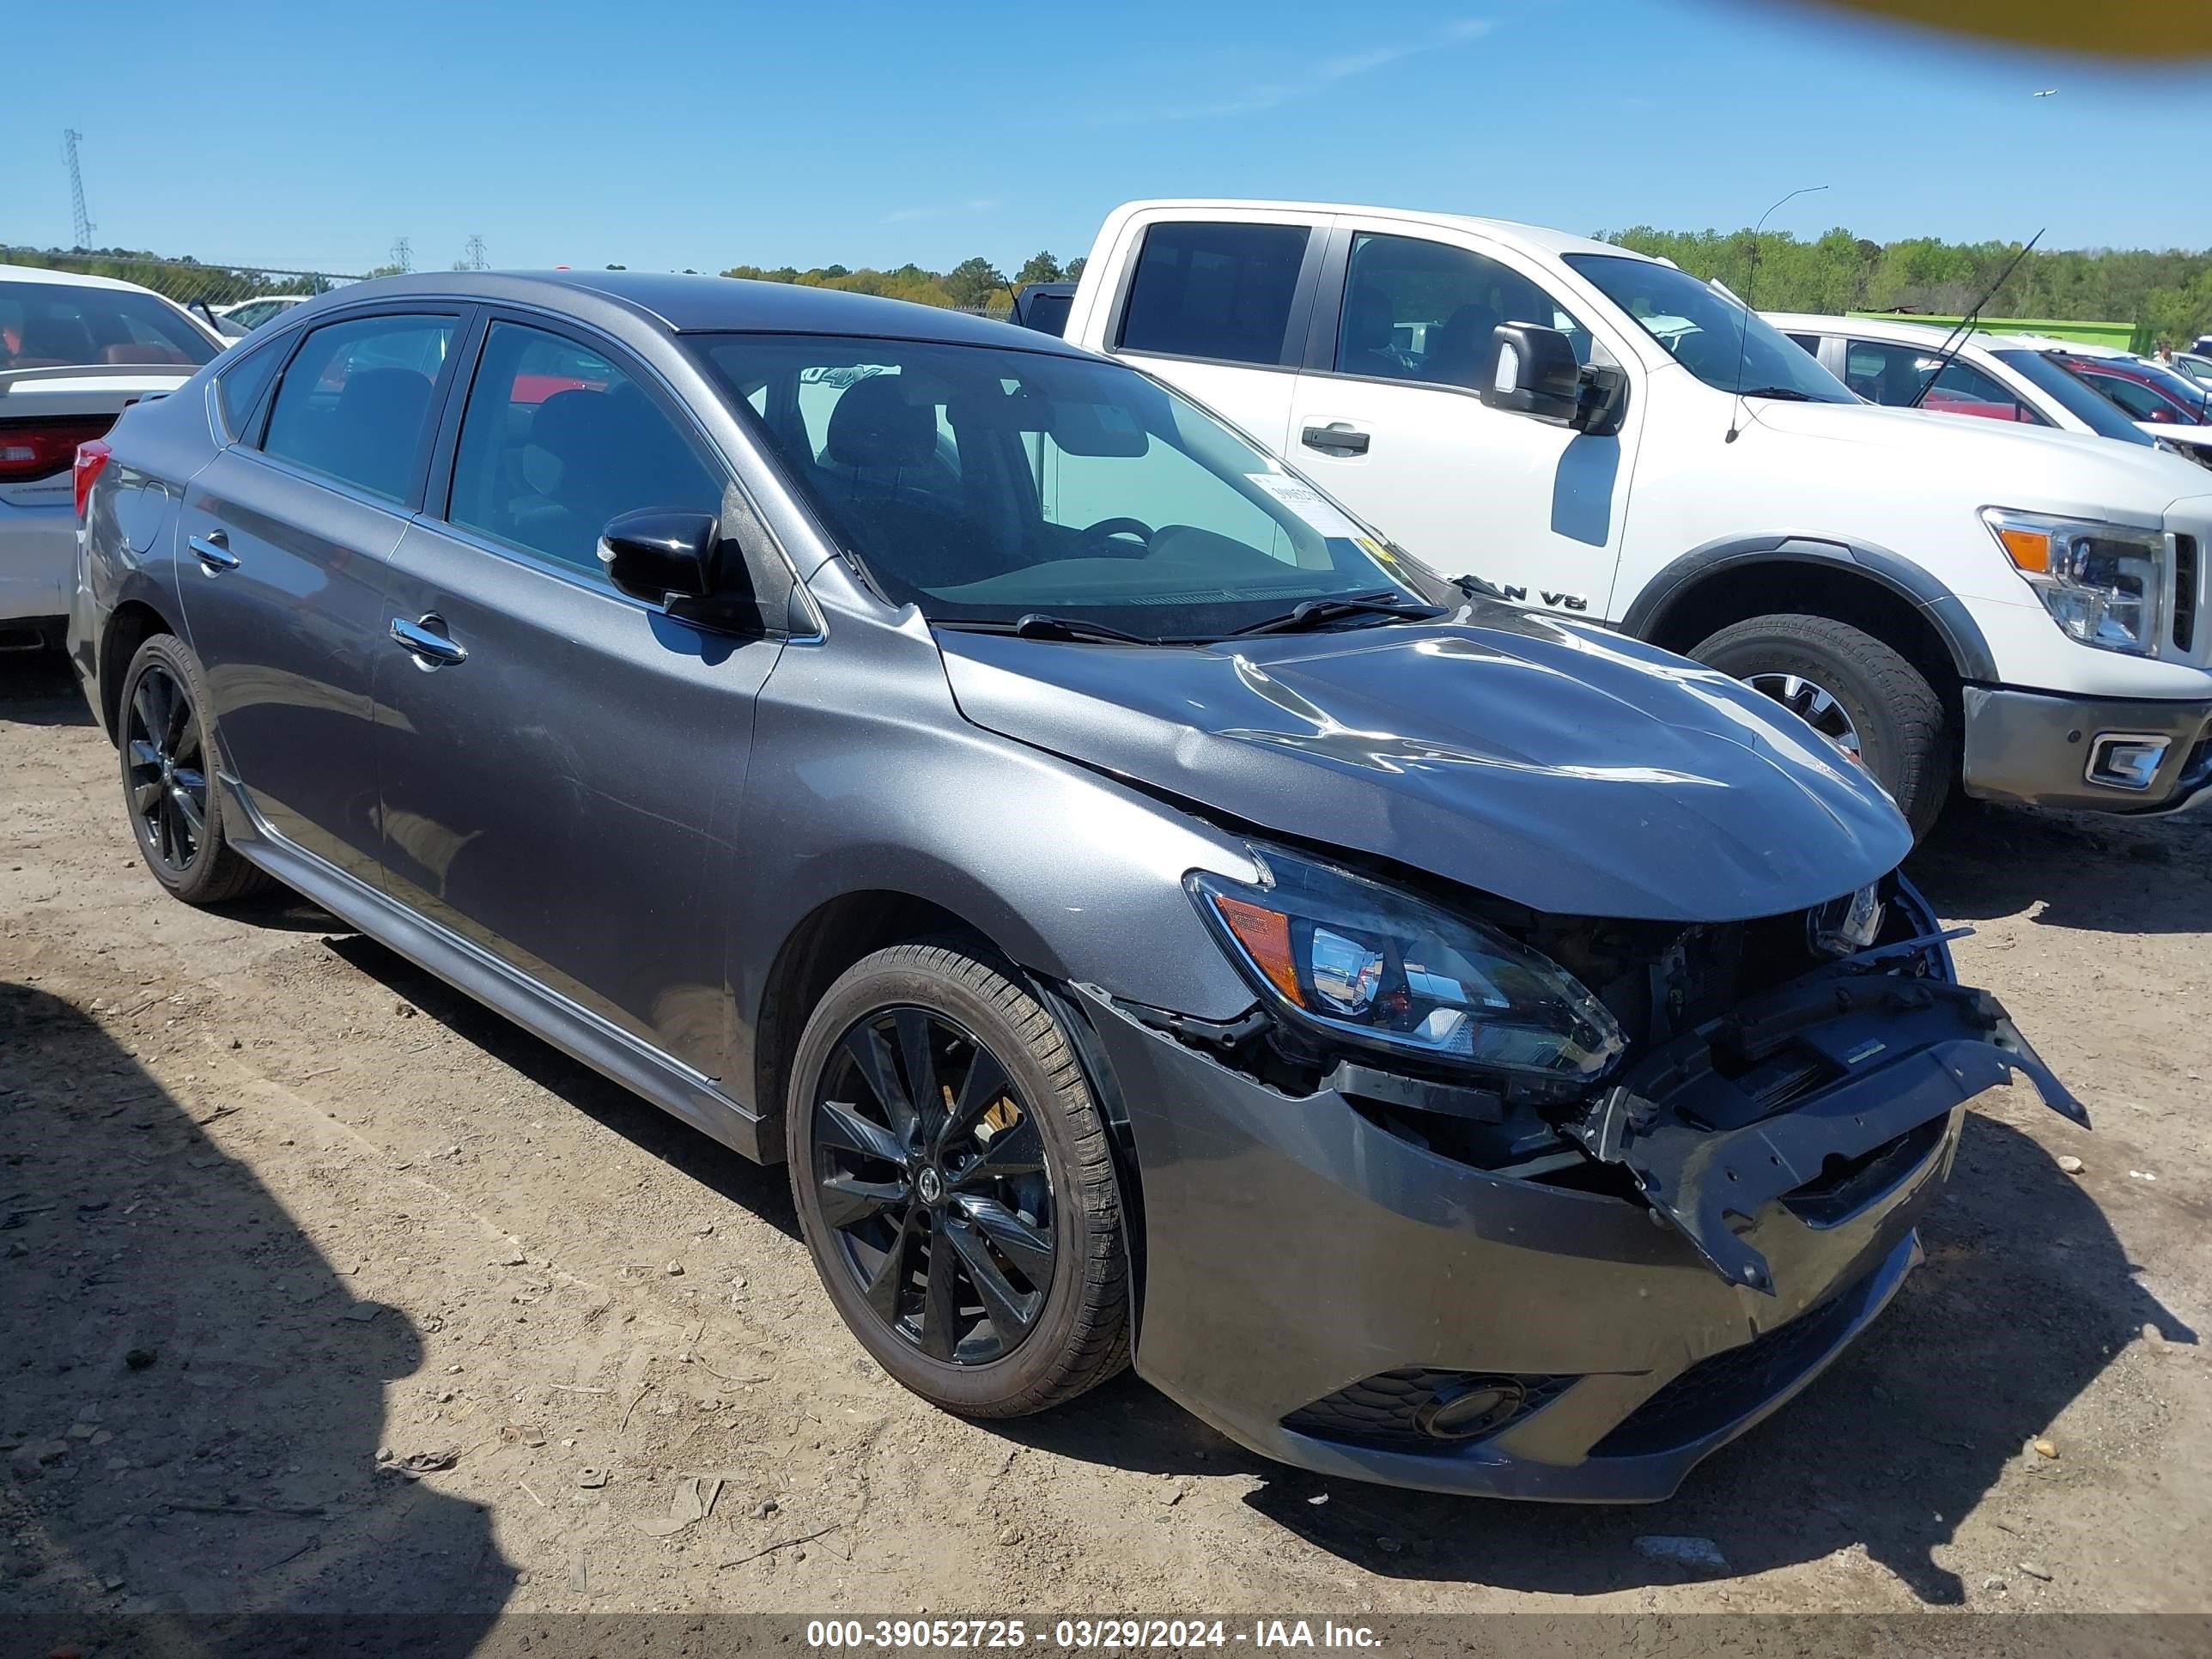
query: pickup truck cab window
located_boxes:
[696,331,1434,640]
[1116,222,1310,368]
[1564,253,1853,403]
[1336,232,1590,387]
[446,319,722,580]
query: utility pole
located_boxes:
[465,234,488,271]
[62,129,94,249]
[390,235,413,273]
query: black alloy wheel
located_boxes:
[811,1005,1055,1365]
[116,633,274,906]
[787,942,1128,1417]
[125,659,207,876]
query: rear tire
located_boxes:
[116,634,276,906]
[787,942,1129,1418]
[1692,612,1951,838]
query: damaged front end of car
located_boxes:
[1076,842,2086,1499]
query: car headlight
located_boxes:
[1186,846,1626,1081]
[1983,507,2168,657]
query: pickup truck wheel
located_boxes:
[787,943,1130,1418]
[1692,613,1950,836]
[116,634,277,906]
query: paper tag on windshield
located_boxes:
[1248,472,1364,540]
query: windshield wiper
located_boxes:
[931,612,1166,645]
[1735,386,1818,402]
[1226,589,1449,637]
[1010,612,1161,645]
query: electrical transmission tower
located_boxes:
[465,234,488,270]
[390,235,413,273]
[62,129,94,248]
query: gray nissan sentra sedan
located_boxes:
[66,271,2086,1500]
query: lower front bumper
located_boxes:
[1961,684,2212,813]
[1078,986,1973,1502]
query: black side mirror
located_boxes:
[599,508,732,606]
[1480,323,1582,424]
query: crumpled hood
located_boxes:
[937,609,1911,922]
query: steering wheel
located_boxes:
[1072,516,1155,557]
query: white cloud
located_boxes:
[1100,17,1494,123]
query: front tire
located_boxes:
[1692,612,1951,837]
[787,942,1129,1418]
[116,634,274,905]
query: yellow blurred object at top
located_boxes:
[1805,0,2209,58]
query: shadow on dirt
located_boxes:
[1911,797,2212,933]
[1001,1114,2190,1604]
[0,983,514,1644]
[321,935,800,1242]
[0,649,95,727]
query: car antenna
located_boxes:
[1726,185,1827,444]
[1904,229,2044,408]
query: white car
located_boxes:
[1,264,225,647]
[1767,313,2212,467]
[1060,202,2212,830]
[211,294,310,335]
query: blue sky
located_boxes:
[11,0,2209,276]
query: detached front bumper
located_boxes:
[1078,980,2062,1503]
[1961,684,2212,814]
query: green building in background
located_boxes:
[1848,312,2145,351]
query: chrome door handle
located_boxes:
[188,532,240,574]
[389,614,468,668]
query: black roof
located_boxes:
[326,269,1091,353]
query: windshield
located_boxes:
[692,333,1447,640]
[1992,349,2155,444]
[1562,254,1856,403]
[0,279,217,371]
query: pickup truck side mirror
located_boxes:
[1480,324,1582,424]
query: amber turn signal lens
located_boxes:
[1996,526,2051,573]
[1207,894,1305,1007]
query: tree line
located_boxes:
[1600,226,2212,345]
[717,251,1085,313]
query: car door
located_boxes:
[1103,213,1321,457]
[371,313,783,1076]
[1284,223,1640,620]
[176,307,466,884]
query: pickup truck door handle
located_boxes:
[389,614,468,668]
[188,532,240,574]
[1300,423,1370,456]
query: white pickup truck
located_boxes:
[1057,200,2212,832]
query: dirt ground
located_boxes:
[3,647,2208,1644]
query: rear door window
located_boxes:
[1334,231,1589,388]
[1845,338,2042,422]
[444,319,722,580]
[215,341,285,440]
[2078,371,2168,421]
[258,314,456,501]
[1115,222,1310,367]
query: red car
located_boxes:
[2050,353,2212,426]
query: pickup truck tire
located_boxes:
[787,942,1130,1418]
[1692,613,1950,837]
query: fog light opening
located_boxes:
[2085,732,2168,791]
[1415,1377,1528,1441]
